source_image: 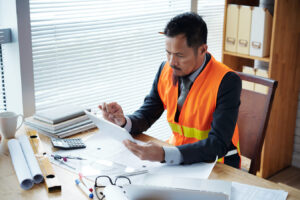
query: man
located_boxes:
[99,12,241,168]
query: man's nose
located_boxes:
[169,55,177,66]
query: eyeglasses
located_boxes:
[94,175,131,200]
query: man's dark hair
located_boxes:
[164,12,207,51]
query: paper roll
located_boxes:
[8,139,34,190]
[18,135,44,184]
[7,135,44,190]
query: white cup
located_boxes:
[0,111,24,139]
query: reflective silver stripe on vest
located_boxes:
[225,149,238,157]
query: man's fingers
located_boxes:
[123,141,141,157]
[102,103,107,113]
[124,140,143,153]
[108,102,120,114]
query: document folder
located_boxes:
[225,4,239,53]
[237,6,252,55]
[250,7,272,57]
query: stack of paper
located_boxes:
[25,105,96,138]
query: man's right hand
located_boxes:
[98,102,126,127]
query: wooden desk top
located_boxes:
[1,128,300,200]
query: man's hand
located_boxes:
[99,102,126,127]
[123,140,165,162]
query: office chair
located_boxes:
[236,71,278,175]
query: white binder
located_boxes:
[250,7,273,57]
[237,6,252,55]
[225,4,239,52]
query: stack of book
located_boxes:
[25,105,96,138]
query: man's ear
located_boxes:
[198,44,208,56]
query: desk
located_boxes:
[1,128,300,200]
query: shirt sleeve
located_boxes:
[127,62,166,136]
[163,146,183,165]
[177,71,241,164]
[123,116,132,132]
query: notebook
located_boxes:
[34,105,89,124]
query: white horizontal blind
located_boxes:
[197,0,225,62]
[29,0,191,140]
[0,45,7,111]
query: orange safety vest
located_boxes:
[157,55,240,164]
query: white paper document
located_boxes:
[141,174,231,198]
[148,157,217,179]
[51,132,161,181]
[231,182,288,200]
[8,135,44,190]
[85,110,136,143]
[52,131,216,183]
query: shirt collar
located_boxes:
[187,54,206,83]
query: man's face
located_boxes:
[165,34,206,77]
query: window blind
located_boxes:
[198,0,225,61]
[29,0,191,140]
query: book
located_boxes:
[25,118,93,134]
[34,105,90,124]
[28,122,96,138]
[25,115,89,132]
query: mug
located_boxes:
[0,111,24,139]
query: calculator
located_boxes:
[51,138,86,150]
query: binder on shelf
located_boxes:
[225,4,239,53]
[237,6,252,55]
[242,66,255,91]
[250,7,272,58]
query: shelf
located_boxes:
[223,51,270,63]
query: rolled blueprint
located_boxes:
[8,139,34,190]
[18,135,44,184]
[8,136,44,190]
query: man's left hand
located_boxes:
[123,140,165,162]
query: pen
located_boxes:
[75,179,93,199]
[79,172,93,192]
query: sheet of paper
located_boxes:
[85,110,136,143]
[141,174,231,198]
[148,157,217,179]
[231,182,288,200]
[52,131,216,186]
[51,132,161,181]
